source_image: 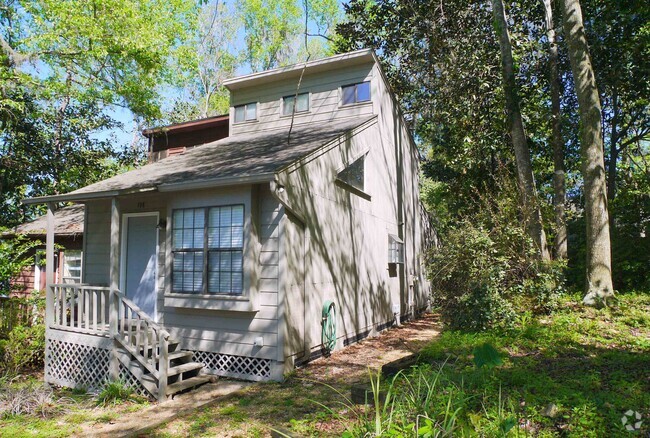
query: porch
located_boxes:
[45,283,209,401]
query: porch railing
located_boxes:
[47,283,171,399]
[50,284,111,336]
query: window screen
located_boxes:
[388,235,404,264]
[172,205,244,295]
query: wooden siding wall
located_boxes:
[230,64,375,136]
[163,186,281,364]
[277,63,431,361]
[83,200,111,285]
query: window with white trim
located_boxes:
[282,93,309,115]
[234,102,257,123]
[341,81,371,105]
[388,235,404,264]
[172,205,244,295]
[62,250,82,284]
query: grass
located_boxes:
[0,375,152,437]
[152,291,649,437]
[1,292,647,436]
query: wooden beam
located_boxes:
[109,197,120,381]
[45,203,55,327]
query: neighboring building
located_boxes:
[3,205,85,296]
[24,49,432,400]
[143,114,229,163]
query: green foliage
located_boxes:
[96,380,134,406]
[0,324,45,376]
[472,343,503,369]
[0,236,41,295]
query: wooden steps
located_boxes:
[165,375,212,396]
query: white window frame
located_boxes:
[340,81,372,106]
[281,92,310,116]
[233,102,258,123]
[62,250,83,284]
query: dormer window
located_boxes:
[282,93,309,116]
[234,102,257,123]
[341,81,371,105]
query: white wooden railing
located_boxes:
[112,290,170,389]
[50,284,111,335]
[48,284,171,399]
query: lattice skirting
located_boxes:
[192,350,272,381]
[45,339,110,390]
[118,363,153,398]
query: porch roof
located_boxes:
[3,204,84,236]
[23,116,376,204]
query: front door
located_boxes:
[122,214,158,319]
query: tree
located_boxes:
[560,0,614,304]
[491,0,550,261]
[543,0,567,259]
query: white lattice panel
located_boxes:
[193,350,271,380]
[45,339,110,390]
[118,364,153,399]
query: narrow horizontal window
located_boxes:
[234,102,257,123]
[282,93,309,116]
[341,81,371,105]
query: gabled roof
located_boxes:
[24,116,376,204]
[3,204,84,236]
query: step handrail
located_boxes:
[110,289,170,400]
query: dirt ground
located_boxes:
[297,313,441,385]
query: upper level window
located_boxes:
[337,155,365,192]
[172,205,244,295]
[234,102,257,123]
[282,93,309,115]
[341,81,371,105]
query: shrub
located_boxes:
[0,324,45,376]
[426,174,566,331]
[0,383,72,418]
[96,380,134,406]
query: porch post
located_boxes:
[109,197,120,380]
[45,202,55,328]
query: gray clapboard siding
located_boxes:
[83,200,111,285]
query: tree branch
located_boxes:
[0,34,30,66]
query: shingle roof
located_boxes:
[65,116,375,198]
[5,204,84,236]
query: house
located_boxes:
[143,114,229,163]
[23,49,432,400]
[3,204,84,296]
[4,117,230,298]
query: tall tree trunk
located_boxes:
[560,0,614,304]
[491,0,551,261]
[543,0,567,260]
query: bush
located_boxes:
[0,325,45,376]
[426,176,566,331]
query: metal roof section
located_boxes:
[4,204,84,236]
[223,49,376,90]
[23,116,377,205]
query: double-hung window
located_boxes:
[341,81,371,105]
[172,205,244,295]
